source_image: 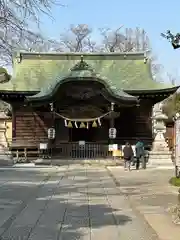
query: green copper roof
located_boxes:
[28,55,139,102]
[0,52,175,94]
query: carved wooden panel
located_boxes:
[64,85,101,100]
[58,105,103,118]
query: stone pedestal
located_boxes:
[149,151,172,167]
[149,131,172,166]
[0,117,13,166]
[149,104,173,167]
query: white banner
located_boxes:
[40,143,48,150]
[108,144,118,151]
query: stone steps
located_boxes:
[34,158,124,166]
[0,150,14,166]
[149,151,171,154]
[149,156,172,159]
[0,157,14,166]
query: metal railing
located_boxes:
[9,138,153,160]
[9,139,111,160]
[53,143,111,159]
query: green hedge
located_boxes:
[169,177,180,187]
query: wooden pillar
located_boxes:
[109,102,115,144]
[50,102,55,127]
[49,102,55,157]
[12,106,16,140]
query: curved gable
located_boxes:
[27,57,137,103]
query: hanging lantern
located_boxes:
[98,118,101,126]
[48,127,56,139]
[50,102,54,112]
[67,121,73,128]
[92,121,97,127]
[64,120,67,127]
[79,122,86,128]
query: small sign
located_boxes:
[113,150,122,157]
[79,141,85,146]
[40,143,48,150]
[48,128,56,139]
[109,128,117,139]
[108,144,118,151]
[109,144,113,151]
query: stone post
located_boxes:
[0,112,13,166]
[174,113,180,177]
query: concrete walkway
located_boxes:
[108,166,180,240]
[0,164,162,240]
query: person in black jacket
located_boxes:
[123,142,134,171]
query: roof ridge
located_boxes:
[14,51,149,58]
[18,51,148,54]
[14,51,149,62]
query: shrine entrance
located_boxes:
[46,78,138,159]
[25,57,138,159]
[69,127,96,142]
[51,81,116,158]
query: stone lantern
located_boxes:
[153,110,168,150]
[149,102,172,167]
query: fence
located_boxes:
[53,142,111,159]
[9,140,112,160]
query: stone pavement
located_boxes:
[0,164,162,240]
[108,166,180,240]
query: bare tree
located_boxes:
[166,72,179,86]
[19,33,61,53]
[59,25,151,53]
[1,17,163,82]
[59,24,99,52]
[59,24,152,53]
[99,27,163,79]
[99,27,150,52]
[0,0,62,65]
[58,24,162,80]
[99,26,126,52]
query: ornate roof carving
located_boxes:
[70,55,94,72]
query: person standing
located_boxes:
[123,142,134,171]
[135,139,144,170]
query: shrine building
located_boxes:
[0,51,178,159]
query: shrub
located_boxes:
[169,177,180,187]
